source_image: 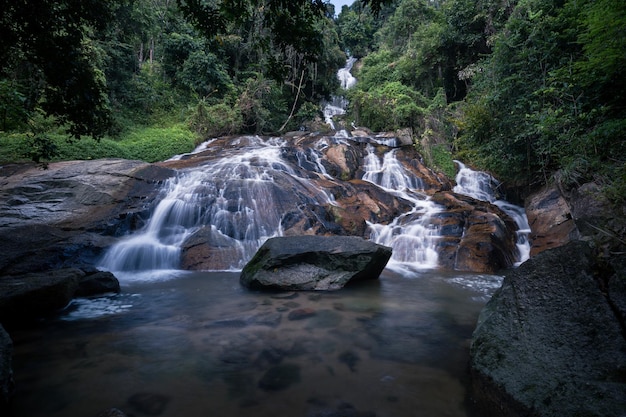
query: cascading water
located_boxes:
[98,174,203,274]
[100,137,338,280]
[362,144,440,269]
[338,57,357,90]
[324,57,357,130]
[453,161,531,265]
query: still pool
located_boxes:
[9,269,502,417]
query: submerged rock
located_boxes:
[127,392,170,416]
[240,236,392,291]
[97,408,128,417]
[469,241,626,417]
[258,363,301,391]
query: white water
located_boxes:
[100,138,307,280]
[338,56,357,89]
[362,145,441,270]
[453,161,531,265]
[324,57,357,130]
[99,136,447,280]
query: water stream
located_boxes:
[323,57,356,130]
[363,144,441,269]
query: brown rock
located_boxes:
[526,185,579,256]
[431,191,519,273]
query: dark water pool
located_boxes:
[9,269,502,417]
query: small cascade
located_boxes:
[453,161,531,265]
[324,57,357,130]
[323,97,349,130]
[363,145,441,269]
[363,145,424,190]
[99,173,205,280]
[338,57,357,89]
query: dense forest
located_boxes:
[0,0,624,205]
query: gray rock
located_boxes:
[75,270,120,297]
[0,325,13,412]
[470,241,626,417]
[240,236,392,291]
[0,159,174,275]
[0,268,84,324]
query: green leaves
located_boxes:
[0,0,118,141]
[349,81,427,131]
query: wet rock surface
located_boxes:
[431,191,519,273]
[240,236,392,291]
[470,241,626,417]
[0,159,174,276]
[525,185,579,256]
[0,268,83,324]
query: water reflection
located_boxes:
[10,270,501,417]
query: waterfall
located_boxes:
[363,145,440,269]
[100,138,305,280]
[99,131,530,280]
[338,57,357,89]
[453,161,531,265]
[324,57,357,130]
[98,174,203,275]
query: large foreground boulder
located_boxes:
[469,241,626,417]
[240,236,392,291]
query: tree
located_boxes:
[457,0,625,195]
[0,0,119,139]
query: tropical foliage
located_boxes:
[0,0,349,162]
[1,0,623,206]
[342,0,625,203]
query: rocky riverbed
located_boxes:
[0,131,624,416]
